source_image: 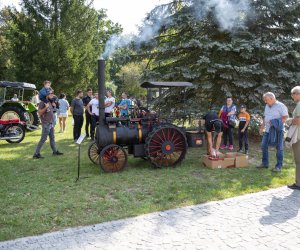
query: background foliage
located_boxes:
[127,0,300,115]
[0,0,122,95]
[0,0,299,111]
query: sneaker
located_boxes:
[33,153,44,159]
[256,164,268,169]
[220,144,227,150]
[271,167,281,172]
[245,150,249,155]
[228,145,234,151]
[237,149,242,153]
[287,183,300,190]
[53,150,63,156]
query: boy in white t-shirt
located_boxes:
[105,90,115,117]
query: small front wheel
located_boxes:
[100,144,128,173]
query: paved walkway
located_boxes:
[1,187,300,250]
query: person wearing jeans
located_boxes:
[260,131,284,169]
[257,92,288,172]
[33,90,63,159]
[288,86,300,190]
[70,90,84,141]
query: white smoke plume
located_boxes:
[101,0,252,58]
[101,3,171,58]
[194,0,252,31]
[101,34,133,59]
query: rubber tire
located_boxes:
[28,110,39,126]
[0,106,27,124]
[5,124,26,143]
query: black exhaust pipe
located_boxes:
[98,58,105,126]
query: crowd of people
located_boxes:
[205,89,300,190]
[31,80,300,190]
[32,82,140,156]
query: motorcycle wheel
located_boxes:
[5,124,26,143]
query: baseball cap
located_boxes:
[240,104,246,109]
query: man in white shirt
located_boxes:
[257,92,288,172]
[105,90,115,117]
[86,92,99,140]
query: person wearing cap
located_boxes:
[237,105,251,154]
[203,111,224,156]
[33,90,63,159]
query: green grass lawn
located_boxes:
[0,119,296,241]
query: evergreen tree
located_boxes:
[4,0,121,94]
[132,0,300,114]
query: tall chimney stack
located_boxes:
[98,58,105,126]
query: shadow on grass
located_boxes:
[259,190,300,225]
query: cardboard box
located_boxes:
[202,152,249,169]
[202,153,235,169]
[225,152,249,168]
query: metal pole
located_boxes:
[75,144,80,182]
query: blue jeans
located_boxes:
[261,132,284,169]
[35,123,57,155]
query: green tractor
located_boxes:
[0,81,40,131]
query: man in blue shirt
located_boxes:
[257,92,288,172]
[118,92,130,117]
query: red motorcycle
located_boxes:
[0,119,26,143]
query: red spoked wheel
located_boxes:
[145,125,187,168]
[100,144,128,172]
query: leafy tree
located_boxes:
[0,8,15,80]
[116,61,147,98]
[3,0,122,95]
[131,0,300,115]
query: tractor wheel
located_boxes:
[28,110,39,127]
[145,124,187,168]
[88,141,101,165]
[99,144,127,173]
[5,124,26,143]
[0,106,27,123]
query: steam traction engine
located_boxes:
[88,59,203,172]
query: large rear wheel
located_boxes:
[0,106,27,123]
[145,125,187,168]
[28,110,39,127]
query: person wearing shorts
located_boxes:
[58,93,70,133]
